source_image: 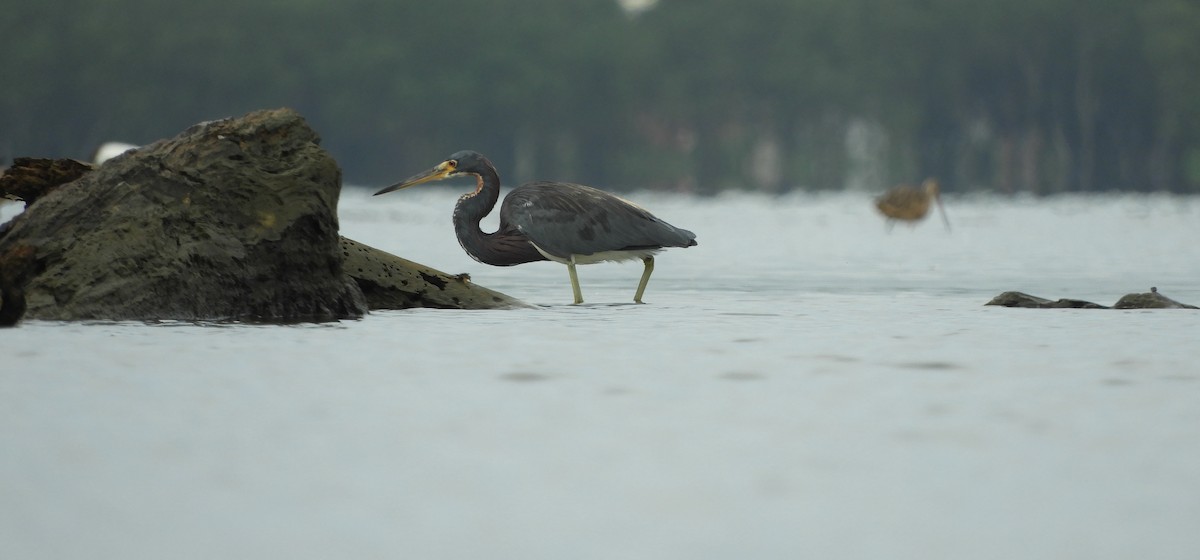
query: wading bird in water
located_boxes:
[875,178,951,231]
[374,150,697,304]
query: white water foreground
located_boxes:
[3,190,1199,559]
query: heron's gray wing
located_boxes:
[499,182,696,259]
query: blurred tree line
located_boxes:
[3,0,1199,193]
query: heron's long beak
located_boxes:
[373,160,456,196]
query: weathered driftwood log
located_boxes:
[986,288,1196,309]
[0,157,95,206]
[0,108,525,325]
[342,237,529,309]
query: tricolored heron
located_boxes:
[374,150,697,304]
[874,178,950,231]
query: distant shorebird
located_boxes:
[91,142,139,165]
[875,178,950,231]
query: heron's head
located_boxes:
[374,150,491,196]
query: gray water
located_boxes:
[3,191,1199,559]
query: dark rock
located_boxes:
[1113,287,1199,309]
[342,237,530,310]
[985,291,1107,309]
[0,108,529,324]
[0,285,25,327]
[987,287,1196,310]
[0,245,33,327]
[0,108,367,322]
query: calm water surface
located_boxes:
[3,191,1199,559]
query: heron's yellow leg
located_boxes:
[634,256,654,304]
[567,258,584,304]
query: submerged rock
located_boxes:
[985,291,1107,309]
[0,108,528,324]
[987,288,1196,310]
[1113,287,1199,309]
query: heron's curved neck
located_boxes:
[451,165,546,266]
[452,166,504,263]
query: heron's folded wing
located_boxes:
[500,182,695,259]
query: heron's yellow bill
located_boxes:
[374,159,458,196]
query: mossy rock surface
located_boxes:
[0,108,528,324]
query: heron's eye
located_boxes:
[447,160,458,169]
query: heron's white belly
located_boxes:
[530,243,660,265]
